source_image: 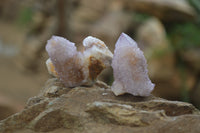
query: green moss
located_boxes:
[188,0,200,13]
[168,23,200,50]
[17,7,33,27]
[133,13,151,23]
[178,63,190,102]
[167,22,200,103]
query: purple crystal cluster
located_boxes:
[111,33,155,96]
[46,36,84,87]
[46,36,113,87]
[45,33,154,96]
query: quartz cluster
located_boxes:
[45,33,154,96]
[46,36,113,87]
[111,33,155,96]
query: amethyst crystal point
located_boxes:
[111,33,155,96]
[46,36,84,87]
[46,36,113,87]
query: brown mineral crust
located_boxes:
[126,51,143,81]
[125,49,146,76]
[85,42,106,50]
[88,56,105,80]
[49,61,58,76]
[96,42,107,49]
[57,56,84,86]
[127,52,138,66]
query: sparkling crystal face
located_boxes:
[111,33,155,96]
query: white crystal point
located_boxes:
[115,33,138,48]
[83,36,113,67]
[111,33,155,97]
[83,36,106,49]
[46,36,77,62]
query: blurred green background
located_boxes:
[0,0,200,120]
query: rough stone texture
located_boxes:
[0,78,200,133]
[125,0,197,21]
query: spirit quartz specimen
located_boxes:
[111,33,155,96]
[45,33,154,97]
[46,36,113,87]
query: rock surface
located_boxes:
[0,78,200,133]
[125,0,197,21]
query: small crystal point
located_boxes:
[111,33,155,96]
[115,32,138,48]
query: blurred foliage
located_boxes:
[188,0,200,13]
[133,13,151,23]
[167,0,200,50]
[17,7,33,27]
[178,62,190,102]
[150,47,171,59]
[167,22,200,103]
[168,23,200,50]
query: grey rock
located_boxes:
[125,0,197,21]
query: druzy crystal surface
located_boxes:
[46,36,113,87]
[111,33,155,96]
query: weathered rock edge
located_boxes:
[0,78,200,133]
